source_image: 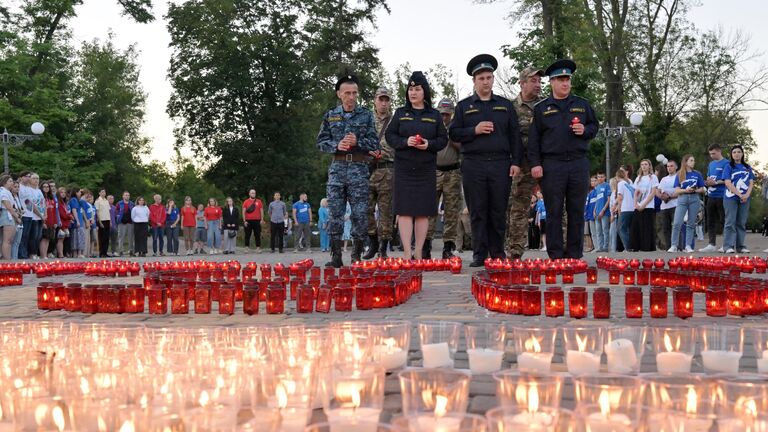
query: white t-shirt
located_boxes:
[618,180,636,212]
[658,174,678,210]
[19,184,37,219]
[0,188,13,222]
[609,191,617,216]
[633,174,659,204]
[131,205,150,223]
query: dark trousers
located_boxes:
[134,222,148,254]
[270,222,284,252]
[98,221,111,257]
[244,220,262,247]
[461,159,511,262]
[541,158,590,259]
[19,217,33,258]
[658,208,675,251]
[706,197,724,245]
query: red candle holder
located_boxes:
[544,287,564,317]
[705,286,727,317]
[673,287,694,319]
[450,259,462,274]
[37,284,53,310]
[243,283,259,315]
[121,285,144,313]
[316,285,332,313]
[334,282,354,311]
[323,266,335,281]
[258,279,269,302]
[194,283,212,314]
[592,287,611,319]
[506,286,522,314]
[561,268,574,284]
[297,284,314,313]
[98,286,121,313]
[609,270,620,285]
[50,284,67,310]
[728,286,752,317]
[523,286,541,316]
[625,286,643,318]
[649,287,668,318]
[339,266,351,278]
[289,278,300,301]
[266,285,284,314]
[568,287,587,319]
[622,270,635,285]
[310,266,321,280]
[148,285,167,314]
[544,269,557,285]
[64,284,82,312]
[636,270,649,286]
[218,284,235,315]
[170,286,189,314]
[81,285,98,314]
[530,269,541,285]
[586,267,598,284]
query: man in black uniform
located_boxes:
[529,59,599,259]
[449,54,522,267]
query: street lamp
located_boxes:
[602,113,643,176]
[1,122,45,173]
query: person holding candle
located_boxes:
[221,197,240,255]
[165,199,180,255]
[131,196,150,257]
[529,59,598,259]
[180,196,196,255]
[668,154,705,253]
[204,197,223,254]
[722,145,754,254]
[385,71,448,260]
[449,54,522,266]
[629,159,659,252]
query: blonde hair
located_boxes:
[678,154,694,185]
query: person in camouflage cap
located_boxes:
[426,98,463,259]
[363,87,395,259]
[505,66,545,259]
[316,74,380,267]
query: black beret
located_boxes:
[466,54,498,76]
[407,71,428,88]
[335,74,359,91]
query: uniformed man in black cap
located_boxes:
[449,54,522,267]
[528,59,599,259]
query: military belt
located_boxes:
[437,163,461,172]
[333,153,370,163]
[373,161,394,169]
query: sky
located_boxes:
[70,0,768,167]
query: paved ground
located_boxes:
[1,234,767,422]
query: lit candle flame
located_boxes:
[663,333,680,352]
[598,390,611,418]
[528,384,539,414]
[35,404,48,426]
[118,420,135,432]
[525,335,542,353]
[434,395,448,418]
[576,333,588,352]
[276,382,288,409]
[52,406,65,432]
[685,387,697,415]
[199,390,210,407]
[351,386,361,409]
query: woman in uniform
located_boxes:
[385,72,447,260]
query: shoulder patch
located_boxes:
[328,116,343,122]
[421,117,437,123]
[492,106,509,112]
[464,109,480,115]
[399,117,414,121]
[543,109,559,116]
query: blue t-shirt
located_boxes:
[584,189,597,221]
[722,163,754,200]
[594,183,610,217]
[293,201,311,224]
[195,210,205,228]
[81,200,95,224]
[166,207,180,226]
[673,170,705,190]
[69,197,84,226]
[536,200,547,220]
[707,158,730,198]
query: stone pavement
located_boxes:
[1,234,767,420]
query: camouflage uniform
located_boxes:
[316,105,379,253]
[505,68,545,258]
[367,111,394,241]
[427,98,463,259]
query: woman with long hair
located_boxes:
[204,197,222,254]
[55,187,72,258]
[39,182,56,259]
[669,154,705,253]
[722,145,755,253]
[385,71,447,260]
[615,168,634,252]
[0,175,19,259]
[629,159,659,251]
[131,196,150,257]
[165,199,180,255]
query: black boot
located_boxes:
[362,235,378,260]
[422,239,432,260]
[351,239,365,263]
[442,240,455,259]
[379,239,388,258]
[325,240,343,268]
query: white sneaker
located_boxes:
[208,250,214,255]
[725,248,735,254]
[684,246,694,253]
[739,248,751,253]
[699,244,717,252]
[718,246,724,253]
[667,246,679,253]
[540,246,547,251]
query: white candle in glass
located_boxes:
[414,415,462,432]
[372,338,407,370]
[509,382,554,428]
[467,348,504,374]
[700,350,741,374]
[422,342,453,368]
[325,407,381,432]
[758,350,768,374]
[586,391,632,432]
[655,352,693,374]
[566,350,601,374]
[604,338,638,374]
[517,352,553,373]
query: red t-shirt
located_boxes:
[180,206,197,227]
[204,206,222,221]
[45,198,57,226]
[242,198,263,221]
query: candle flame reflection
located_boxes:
[118,420,135,432]
[576,333,588,352]
[434,395,448,417]
[598,390,611,418]
[52,406,65,432]
[685,387,697,415]
[525,335,542,353]
[528,384,539,414]
[663,333,681,352]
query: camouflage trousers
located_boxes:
[428,169,463,242]
[367,167,394,240]
[327,161,369,241]
[505,169,537,257]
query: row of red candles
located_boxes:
[473,273,768,319]
[37,270,424,315]
[0,270,23,287]
[597,256,768,273]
